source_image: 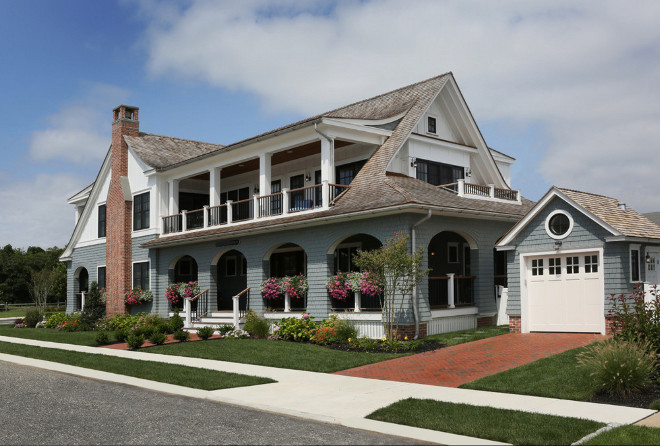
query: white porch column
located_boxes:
[447,273,455,309]
[209,167,221,207]
[226,200,233,224]
[184,298,192,328]
[203,205,209,228]
[354,291,362,313]
[253,194,260,219]
[259,153,272,197]
[181,211,187,232]
[282,188,289,215]
[320,136,335,209]
[284,291,291,313]
[232,295,240,327]
[169,180,180,215]
[80,291,86,311]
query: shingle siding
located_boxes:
[66,242,106,313]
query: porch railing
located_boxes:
[428,274,475,309]
[184,288,209,327]
[232,287,251,327]
[163,214,183,234]
[287,184,322,212]
[329,183,350,204]
[257,192,283,217]
[208,204,228,226]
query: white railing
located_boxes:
[162,183,350,235]
[439,179,521,203]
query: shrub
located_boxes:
[61,319,86,332]
[149,331,168,345]
[173,330,190,342]
[224,329,249,339]
[310,326,338,345]
[609,284,660,353]
[242,310,270,339]
[81,281,106,326]
[126,333,145,350]
[577,338,657,396]
[114,327,130,343]
[319,315,356,343]
[197,326,215,340]
[169,312,184,333]
[277,314,317,342]
[350,337,379,352]
[45,312,69,328]
[94,329,111,345]
[217,324,235,335]
[24,308,42,328]
[650,399,660,410]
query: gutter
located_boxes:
[411,209,432,339]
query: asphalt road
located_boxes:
[0,361,423,445]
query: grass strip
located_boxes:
[583,425,660,445]
[0,326,99,346]
[423,325,509,346]
[367,398,604,445]
[145,338,407,373]
[460,346,596,400]
[0,341,274,390]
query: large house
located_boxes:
[60,73,540,338]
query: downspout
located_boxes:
[411,209,432,339]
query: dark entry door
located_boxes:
[217,251,248,310]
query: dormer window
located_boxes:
[427,116,437,134]
[416,159,464,186]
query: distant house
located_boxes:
[59,73,538,338]
[497,187,660,334]
[644,212,660,227]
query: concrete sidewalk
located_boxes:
[0,335,655,445]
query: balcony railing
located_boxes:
[162,182,350,235]
[438,179,520,203]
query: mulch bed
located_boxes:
[324,340,446,354]
[590,381,660,409]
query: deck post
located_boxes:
[184,298,192,328]
[447,273,455,309]
[232,295,240,327]
[354,290,362,313]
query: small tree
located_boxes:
[81,281,106,326]
[354,232,428,340]
[29,268,57,316]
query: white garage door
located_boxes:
[526,252,602,332]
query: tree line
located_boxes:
[0,245,66,305]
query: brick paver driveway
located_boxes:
[334,333,605,387]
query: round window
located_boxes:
[549,213,570,236]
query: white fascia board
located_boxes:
[326,111,407,127]
[496,187,620,247]
[60,150,112,261]
[495,245,515,251]
[490,151,515,164]
[441,76,507,188]
[605,236,660,243]
[67,184,93,205]
[408,133,479,155]
[318,118,391,145]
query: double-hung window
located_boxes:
[132,262,149,290]
[415,159,464,186]
[98,204,106,238]
[133,192,150,231]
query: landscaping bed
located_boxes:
[590,381,660,409]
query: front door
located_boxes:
[647,250,660,286]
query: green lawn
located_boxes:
[460,345,596,400]
[0,341,274,390]
[0,308,29,318]
[423,325,509,346]
[0,326,99,346]
[145,338,407,372]
[367,398,604,445]
[584,425,660,445]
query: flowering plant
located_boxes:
[179,281,201,299]
[326,272,353,300]
[282,274,308,300]
[124,288,154,305]
[360,270,383,297]
[260,277,284,300]
[165,284,182,306]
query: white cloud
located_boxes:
[0,173,85,249]
[29,83,130,166]
[138,0,660,211]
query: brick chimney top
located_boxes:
[113,105,139,122]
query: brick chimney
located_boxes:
[106,105,139,316]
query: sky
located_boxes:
[1,0,659,250]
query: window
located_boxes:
[549,257,561,275]
[415,159,464,186]
[585,255,598,273]
[336,160,366,186]
[448,242,459,263]
[532,258,543,276]
[566,256,579,274]
[133,192,150,231]
[335,244,360,273]
[132,262,149,290]
[427,116,437,134]
[545,210,573,240]
[97,266,106,289]
[631,247,640,282]
[98,204,106,238]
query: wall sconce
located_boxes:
[647,253,652,263]
[305,174,311,182]
[465,167,472,177]
[554,241,562,250]
[410,157,417,168]
[253,185,259,194]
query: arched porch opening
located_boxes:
[214,249,248,311]
[168,255,199,310]
[264,243,307,311]
[74,267,89,311]
[428,231,476,308]
[328,234,382,311]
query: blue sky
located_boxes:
[1,0,659,249]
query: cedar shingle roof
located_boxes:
[559,188,660,239]
[125,133,225,170]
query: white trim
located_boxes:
[497,187,620,247]
[334,312,383,321]
[408,133,479,154]
[96,265,106,289]
[431,306,478,318]
[544,209,574,240]
[519,246,605,334]
[426,114,438,135]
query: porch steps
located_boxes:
[183,311,237,332]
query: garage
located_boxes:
[526,252,603,333]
